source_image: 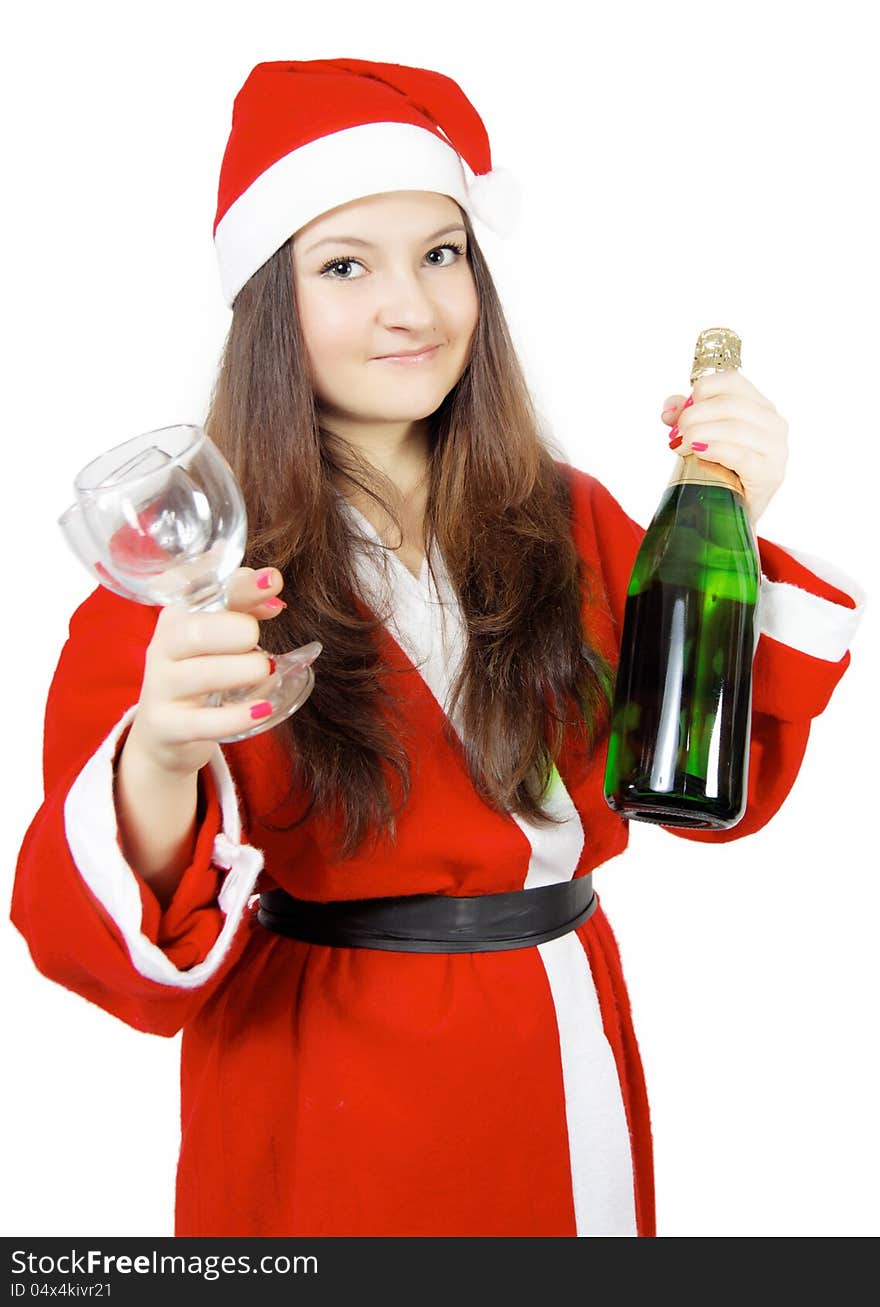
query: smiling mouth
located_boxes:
[374,346,440,363]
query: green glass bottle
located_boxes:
[603,328,761,829]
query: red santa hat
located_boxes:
[213,58,522,307]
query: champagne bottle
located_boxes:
[602,328,761,829]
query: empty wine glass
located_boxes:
[64,424,321,741]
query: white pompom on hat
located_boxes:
[213,58,522,307]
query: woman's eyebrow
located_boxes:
[303,224,466,256]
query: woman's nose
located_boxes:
[375,269,442,322]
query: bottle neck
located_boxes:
[667,452,744,497]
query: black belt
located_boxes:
[257,875,596,953]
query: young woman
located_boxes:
[11,57,864,1238]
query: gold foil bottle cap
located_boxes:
[690,327,742,384]
[668,327,747,503]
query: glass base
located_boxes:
[213,644,321,742]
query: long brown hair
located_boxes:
[204,207,615,861]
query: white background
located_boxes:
[2,0,877,1240]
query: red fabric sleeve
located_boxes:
[573,467,860,844]
[10,585,259,1037]
[134,765,226,967]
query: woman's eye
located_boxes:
[319,257,365,280]
[426,244,464,266]
[318,243,465,280]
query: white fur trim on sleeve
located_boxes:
[63,705,264,989]
[757,545,868,663]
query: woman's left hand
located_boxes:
[660,370,789,526]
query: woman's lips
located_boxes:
[374,346,440,365]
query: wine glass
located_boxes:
[64,424,321,742]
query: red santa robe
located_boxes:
[10,463,865,1238]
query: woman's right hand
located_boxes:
[122,566,305,777]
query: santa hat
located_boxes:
[213,58,522,307]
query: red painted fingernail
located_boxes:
[684,396,694,408]
[264,597,286,611]
[692,441,708,451]
[267,657,277,675]
[669,424,679,440]
[257,569,275,589]
[250,701,273,720]
[669,435,683,450]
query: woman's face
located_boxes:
[291,191,479,438]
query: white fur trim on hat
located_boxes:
[216,121,474,307]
